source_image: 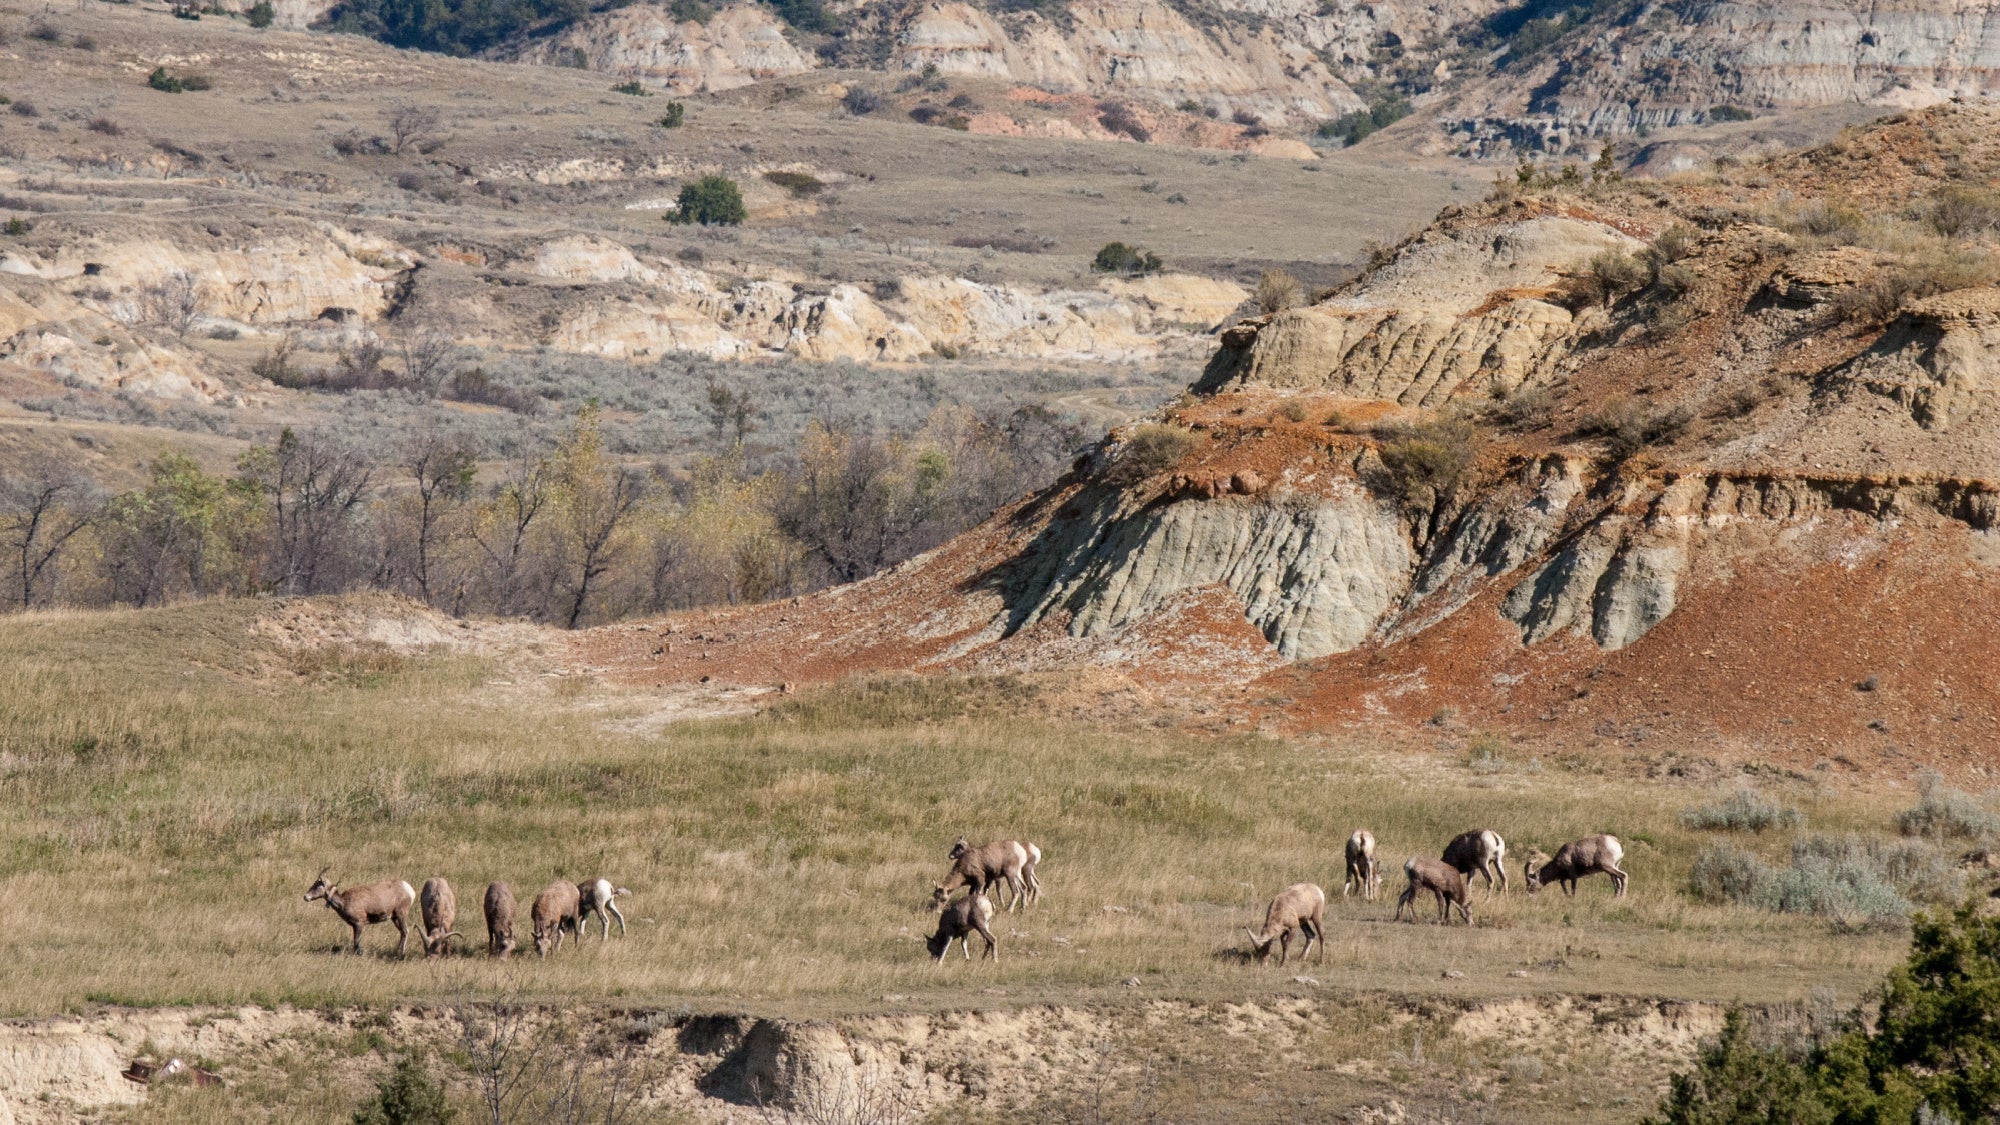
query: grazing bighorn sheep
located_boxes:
[303,869,416,955]
[531,880,583,957]
[933,837,1033,912]
[484,882,517,959]
[1343,830,1380,900]
[1246,883,1326,965]
[578,879,630,940]
[1442,829,1509,894]
[1525,835,1628,897]
[927,891,998,964]
[419,877,462,956]
[1395,857,1472,925]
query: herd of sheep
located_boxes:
[298,829,1627,967]
[303,869,630,958]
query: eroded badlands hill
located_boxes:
[584,103,2000,772]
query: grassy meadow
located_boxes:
[0,597,1929,1022]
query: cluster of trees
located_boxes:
[1649,901,2000,1125]
[0,403,1086,626]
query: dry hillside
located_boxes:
[582,101,2000,774]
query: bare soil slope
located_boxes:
[581,103,2000,774]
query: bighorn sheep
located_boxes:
[1395,857,1472,925]
[1246,883,1326,965]
[1524,835,1628,897]
[1343,830,1380,900]
[531,880,583,957]
[419,877,461,956]
[484,882,517,959]
[303,869,416,955]
[927,891,998,964]
[1442,829,1509,894]
[578,878,630,940]
[933,837,1034,912]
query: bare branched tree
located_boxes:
[454,996,544,1125]
[396,324,458,396]
[402,430,476,605]
[0,470,97,609]
[139,270,204,336]
[386,103,443,155]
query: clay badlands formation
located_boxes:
[588,103,2000,772]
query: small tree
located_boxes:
[1091,242,1162,276]
[1255,268,1302,314]
[668,175,745,226]
[246,0,274,27]
[353,1053,455,1125]
[656,101,684,128]
[0,471,96,609]
[139,270,204,336]
[385,103,442,155]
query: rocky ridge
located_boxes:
[489,0,2000,150]
[583,103,2000,769]
[0,216,1245,402]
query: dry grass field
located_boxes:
[0,595,1971,1123]
[0,596,1921,1013]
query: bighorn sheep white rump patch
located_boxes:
[303,869,416,955]
[1396,857,1471,925]
[1525,835,1628,896]
[1343,830,1380,900]
[1246,883,1326,965]
[928,891,998,964]
[578,879,630,939]
[1442,828,1509,894]
[934,837,1038,912]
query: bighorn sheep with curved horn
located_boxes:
[1525,835,1628,897]
[1246,883,1326,965]
[419,877,462,956]
[303,868,416,955]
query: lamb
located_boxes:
[1395,857,1472,925]
[577,878,630,940]
[1245,883,1326,966]
[483,882,517,959]
[303,869,417,955]
[531,880,583,957]
[1343,830,1380,900]
[1442,829,1509,894]
[1524,835,1628,897]
[927,891,998,964]
[419,877,461,956]
[933,837,1033,912]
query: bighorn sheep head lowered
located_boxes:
[531,880,583,957]
[484,882,517,959]
[419,877,461,957]
[578,878,631,940]
[304,868,416,955]
[1395,857,1471,925]
[933,837,1038,913]
[927,890,997,964]
[1524,835,1628,897]
[1246,883,1326,966]
[1343,830,1380,900]
[1441,829,1509,894]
